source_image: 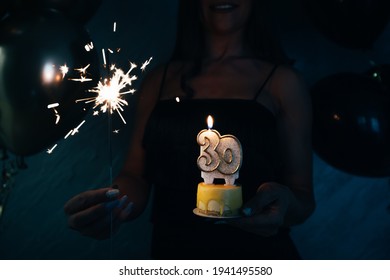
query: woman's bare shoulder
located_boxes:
[272,65,309,100]
[267,64,311,116]
[137,63,173,99]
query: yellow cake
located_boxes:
[196,182,242,217]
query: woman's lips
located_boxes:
[209,3,239,13]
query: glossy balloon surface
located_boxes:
[311,72,390,177]
[302,0,390,49]
[366,64,390,92]
[0,0,102,23]
[0,11,100,155]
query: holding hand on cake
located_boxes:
[229,181,314,237]
[227,64,316,236]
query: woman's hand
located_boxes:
[229,182,293,237]
[64,187,134,240]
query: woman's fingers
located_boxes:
[67,203,107,230]
[67,195,132,240]
[64,187,118,215]
[77,211,122,240]
[226,184,289,236]
[64,186,134,240]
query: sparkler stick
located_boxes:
[103,48,114,185]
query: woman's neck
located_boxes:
[203,31,250,61]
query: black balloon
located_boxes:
[0,10,99,156]
[0,0,102,24]
[0,3,9,20]
[302,0,390,50]
[366,64,390,92]
[311,72,390,177]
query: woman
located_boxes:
[64,0,315,259]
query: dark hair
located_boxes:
[170,0,291,97]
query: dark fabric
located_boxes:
[142,99,301,260]
[151,224,300,260]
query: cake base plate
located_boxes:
[193,208,241,219]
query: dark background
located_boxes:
[0,0,389,259]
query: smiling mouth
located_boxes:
[209,3,239,13]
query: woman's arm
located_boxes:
[273,65,315,225]
[230,66,315,236]
[64,64,165,239]
[112,65,166,220]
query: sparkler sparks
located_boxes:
[71,120,86,135]
[45,19,153,156]
[74,64,91,75]
[75,64,139,124]
[47,103,59,109]
[69,76,93,82]
[70,64,93,82]
[54,109,60,124]
[140,57,153,72]
[85,42,94,52]
[60,64,69,78]
[47,144,58,154]
[47,103,61,124]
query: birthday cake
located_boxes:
[195,115,243,218]
[196,182,242,217]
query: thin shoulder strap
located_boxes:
[157,63,169,100]
[253,64,278,100]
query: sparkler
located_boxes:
[49,21,153,190]
[140,57,153,72]
[59,64,69,78]
[73,58,141,184]
[80,21,155,258]
[46,51,152,156]
[75,63,139,125]
[47,103,61,124]
[43,20,153,259]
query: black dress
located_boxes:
[143,97,301,260]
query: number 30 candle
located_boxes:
[196,115,243,186]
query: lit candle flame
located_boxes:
[207,115,213,129]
